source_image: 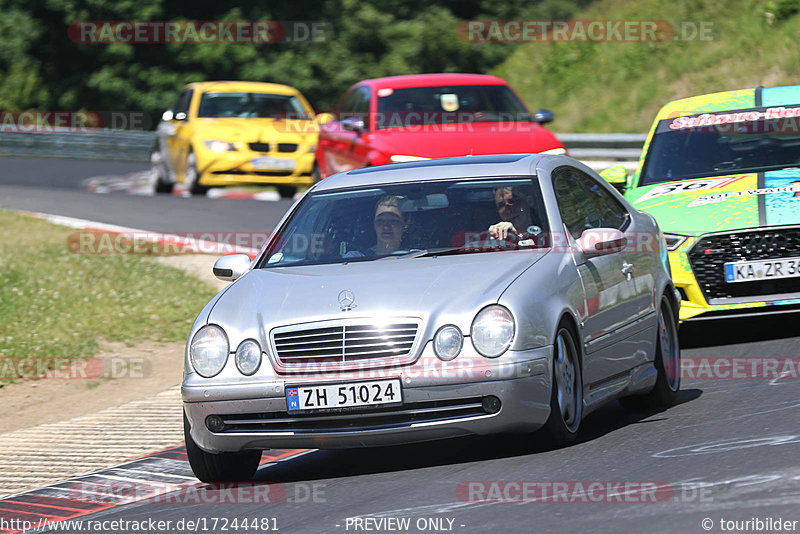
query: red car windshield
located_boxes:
[375,85,532,129]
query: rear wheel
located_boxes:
[184,413,261,482]
[543,322,583,446]
[620,297,681,409]
[277,185,297,199]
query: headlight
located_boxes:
[471,306,515,358]
[538,147,567,155]
[390,155,429,163]
[434,325,463,361]
[203,139,237,153]
[235,339,262,376]
[663,234,687,251]
[190,325,229,377]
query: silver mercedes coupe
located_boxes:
[182,154,681,482]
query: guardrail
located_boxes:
[0,130,647,164]
[0,130,155,161]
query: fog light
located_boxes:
[206,415,225,432]
[482,396,501,414]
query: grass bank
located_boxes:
[495,0,800,132]
[0,211,215,381]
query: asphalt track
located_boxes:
[2,156,800,534]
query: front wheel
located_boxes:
[184,152,208,196]
[150,148,173,194]
[184,413,261,482]
[620,297,681,409]
[543,322,583,446]
[277,185,297,199]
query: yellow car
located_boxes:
[152,81,327,197]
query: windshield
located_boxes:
[641,106,800,184]
[260,177,549,268]
[197,92,310,119]
[376,85,532,129]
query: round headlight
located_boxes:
[434,325,463,361]
[190,325,229,377]
[471,306,515,358]
[235,339,262,375]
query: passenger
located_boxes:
[487,186,534,240]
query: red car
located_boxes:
[315,73,565,179]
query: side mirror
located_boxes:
[213,254,252,282]
[341,117,365,133]
[174,111,188,121]
[533,109,554,124]
[577,228,627,257]
[161,110,174,122]
[599,165,628,191]
[315,112,335,125]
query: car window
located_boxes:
[553,167,629,238]
[176,90,193,114]
[196,92,309,119]
[337,89,359,119]
[259,177,550,268]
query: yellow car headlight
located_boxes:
[203,139,237,153]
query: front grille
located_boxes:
[271,320,420,368]
[248,142,271,152]
[247,142,298,153]
[211,170,293,177]
[688,227,800,303]
[216,397,489,433]
[277,143,298,153]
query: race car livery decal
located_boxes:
[689,184,800,208]
[633,176,744,203]
[668,105,800,130]
[764,170,800,226]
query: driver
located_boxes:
[487,186,534,240]
[343,195,407,257]
[373,195,407,254]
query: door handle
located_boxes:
[621,262,634,280]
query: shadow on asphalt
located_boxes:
[254,388,702,484]
[679,312,800,349]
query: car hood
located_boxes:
[365,122,563,158]
[192,117,317,143]
[208,252,544,330]
[627,169,800,236]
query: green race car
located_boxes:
[602,85,800,321]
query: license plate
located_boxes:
[724,257,800,283]
[252,157,295,171]
[286,379,402,412]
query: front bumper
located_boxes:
[196,151,316,186]
[183,346,552,452]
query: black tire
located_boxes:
[543,321,583,446]
[277,185,297,199]
[150,148,174,194]
[184,413,261,483]
[620,297,681,409]
[185,152,209,196]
